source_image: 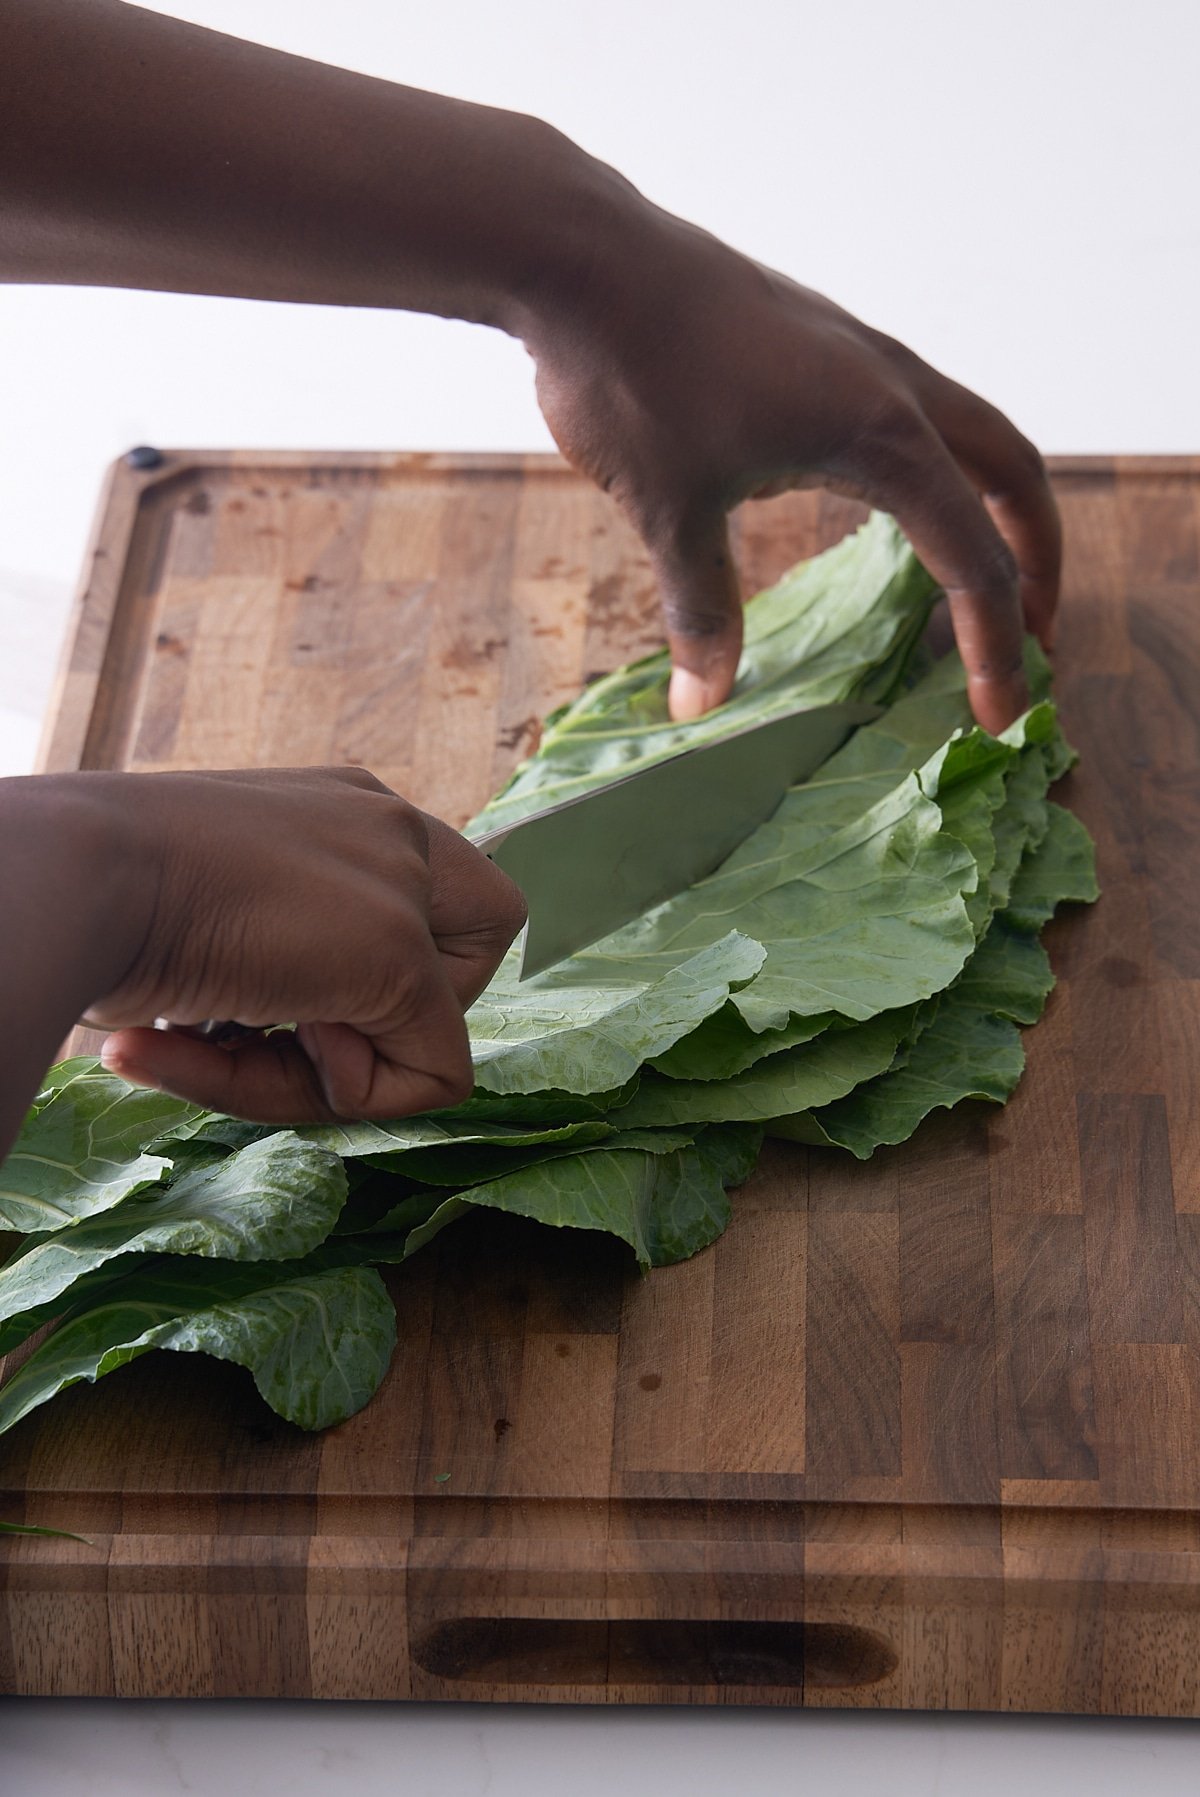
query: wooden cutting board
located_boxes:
[2,451,1198,1713]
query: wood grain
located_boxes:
[4,450,1200,1711]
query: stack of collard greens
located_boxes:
[0,516,1097,1443]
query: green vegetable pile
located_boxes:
[0,516,1097,1446]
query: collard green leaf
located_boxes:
[774,915,1061,1160]
[610,1010,913,1128]
[0,1132,347,1327]
[0,1251,152,1356]
[776,988,1026,1159]
[154,1266,395,1431]
[441,1083,641,1125]
[1,1060,203,1233]
[954,922,1055,1026]
[649,1005,837,1082]
[400,1124,761,1271]
[933,712,1051,932]
[0,1263,394,1439]
[985,749,1051,919]
[359,1124,694,1189]
[301,1115,616,1160]
[1003,801,1100,933]
[469,751,979,1094]
[469,931,767,1094]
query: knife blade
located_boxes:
[476,699,882,979]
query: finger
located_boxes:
[859,416,1028,734]
[101,1026,337,1123]
[642,513,742,720]
[421,815,528,1006]
[103,989,476,1124]
[298,993,474,1117]
[925,380,1061,652]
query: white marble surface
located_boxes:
[3,1703,1200,1797]
[3,0,1200,1783]
[0,567,72,777]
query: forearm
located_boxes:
[0,776,146,1156]
[0,0,639,336]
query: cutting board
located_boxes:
[3,451,1198,1713]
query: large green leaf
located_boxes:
[776,809,1095,1162]
[1003,801,1100,933]
[399,1124,762,1271]
[468,752,979,1092]
[468,931,767,1094]
[776,986,1027,1159]
[610,1010,914,1128]
[648,1006,837,1083]
[301,1114,616,1160]
[0,1262,394,1438]
[359,1124,694,1189]
[0,1132,347,1327]
[1,1061,203,1233]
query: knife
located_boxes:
[475,699,882,979]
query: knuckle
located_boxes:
[876,396,931,454]
[987,431,1048,500]
[967,647,1026,682]
[386,951,437,1017]
[489,869,529,939]
[868,328,925,380]
[971,540,1021,600]
[385,800,432,870]
[1012,433,1047,484]
[435,1059,477,1109]
[848,397,933,486]
[631,483,724,561]
[332,764,390,795]
[660,596,738,642]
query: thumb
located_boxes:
[645,513,743,720]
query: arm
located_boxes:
[0,768,526,1161]
[0,776,146,1155]
[0,0,1058,730]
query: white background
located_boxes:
[2,0,1199,1787]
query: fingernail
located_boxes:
[669,667,718,721]
[100,1040,155,1088]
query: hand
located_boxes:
[82,767,525,1123]
[528,209,1059,734]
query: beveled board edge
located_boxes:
[33,447,576,777]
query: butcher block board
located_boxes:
[3,450,1200,1714]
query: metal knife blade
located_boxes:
[476,699,882,979]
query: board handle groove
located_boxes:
[414,1617,897,1690]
